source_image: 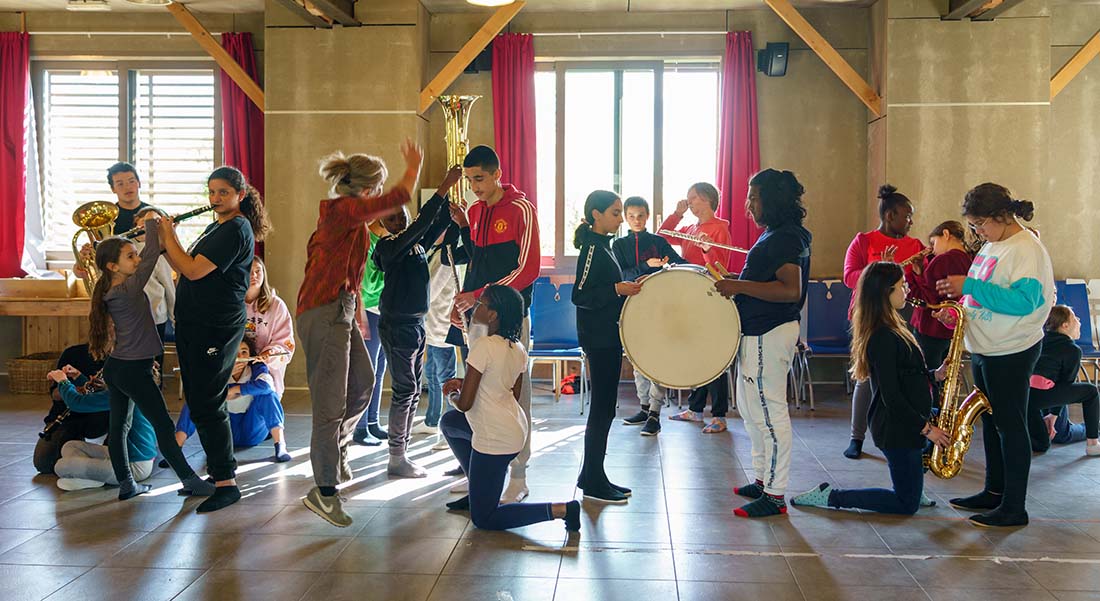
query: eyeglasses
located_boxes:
[967,218,989,232]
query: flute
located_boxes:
[658,229,750,254]
[235,350,292,363]
[118,204,216,239]
[898,248,932,268]
[445,244,470,346]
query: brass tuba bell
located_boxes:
[71,201,119,293]
[437,95,480,204]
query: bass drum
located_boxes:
[619,265,741,390]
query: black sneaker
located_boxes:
[949,491,1002,511]
[582,486,629,505]
[352,429,381,447]
[368,423,389,440]
[969,508,1028,528]
[843,439,863,459]
[622,410,648,426]
[641,414,661,436]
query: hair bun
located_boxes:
[1012,199,1035,221]
[877,184,898,200]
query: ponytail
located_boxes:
[87,237,129,361]
[573,189,620,250]
[240,185,272,241]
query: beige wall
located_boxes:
[428,7,872,278]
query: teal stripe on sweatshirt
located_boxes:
[963,276,1046,317]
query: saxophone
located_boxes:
[912,298,992,479]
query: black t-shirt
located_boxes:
[175,216,254,327]
[735,223,812,336]
[112,202,150,235]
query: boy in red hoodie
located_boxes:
[448,145,541,504]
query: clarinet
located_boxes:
[118,204,217,240]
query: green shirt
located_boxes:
[360,232,384,310]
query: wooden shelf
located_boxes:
[0,298,91,317]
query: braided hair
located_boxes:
[482,285,524,344]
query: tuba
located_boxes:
[71,201,119,293]
[913,298,992,479]
[437,94,480,205]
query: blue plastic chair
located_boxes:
[528,278,588,415]
[801,279,853,406]
[1057,282,1100,385]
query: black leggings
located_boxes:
[579,345,622,490]
[1027,383,1100,452]
[176,322,245,481]
[103,357,197,485]
[971,342,1041,514]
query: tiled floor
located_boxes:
[2,382,1100,600]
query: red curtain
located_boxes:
[0,32,30,278]
[716,31,761,273]
[491,33,537,207]
[220,32,264,255]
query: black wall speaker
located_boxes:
[465,46,493,74]
[757,42,789,77]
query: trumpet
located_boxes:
[658,229,750,254]
[898,248,932,268]
[118,204,216,240]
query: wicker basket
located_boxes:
[6,352,60,395]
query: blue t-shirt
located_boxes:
[735,224,812,336]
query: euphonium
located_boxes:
[437,94,480,204]
[912,298,992,479]
[71,201,119,292]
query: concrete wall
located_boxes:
[427,7,872,278]
[1049,2,1100,279]
[263,0,431,387]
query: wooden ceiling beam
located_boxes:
[166,2,265,112]
[309,0,358,26]
[273,0,333,28]
[1051,28,1100,100]
[764,0,883,117]
[972,0,1028,21]
[944,0,991,20]
[418,1,526,115]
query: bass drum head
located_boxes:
[619,266,741,389]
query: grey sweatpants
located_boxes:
[298,291,375,488]
[849,378,871,441]
[55,440,154,485]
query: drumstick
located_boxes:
[704,263,724,282]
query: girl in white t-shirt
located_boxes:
[441,285,580,532]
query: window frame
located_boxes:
[31,59,222,260]
[537,59,721,275]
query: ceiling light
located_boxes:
[66,0,111,10]
[466,0,517,6]
[124,0,172,4]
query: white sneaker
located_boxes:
[1087,443,1100,457]
[501,477,529,504]
[450,479,469,493]
[57,478,105,491]
[411,421,438,435]
[432,434,450,451]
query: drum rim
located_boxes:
[618,268,742,390]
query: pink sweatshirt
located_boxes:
[245,295,295,396]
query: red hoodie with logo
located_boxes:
[460,184,541,310]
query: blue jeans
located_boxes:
[828,447,924,515]
[440,409,554,531]
[424,345,456,427]
[356,311,388,430]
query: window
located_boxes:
[36,63,219,255]
[535,62,720,270]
